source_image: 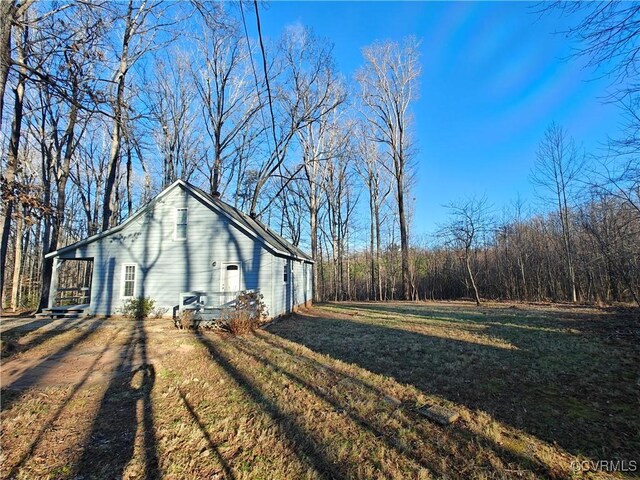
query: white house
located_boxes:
[44,180,313,318]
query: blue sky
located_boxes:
[251,1,620,237]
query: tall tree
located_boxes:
[297,84,346,302]
[148,51,201,187]
[102,0,169,231]
[1,8,29,299]
[248,25,344,217]
[356,37,420,301]
[531,122,583,303]
[35,4,102,311]
[192,10,263,197]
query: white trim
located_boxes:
[121,263,137,299]
[220,262,242,292]
[174,207,188,241]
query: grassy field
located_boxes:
[1,302,638,479]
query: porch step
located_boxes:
[36,307,86,320]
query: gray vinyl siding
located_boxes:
[56,184,309,317]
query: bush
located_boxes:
[150,306,169,319]
[223,309,257,335]
[119,296,155,320]
[219,290,268,335]
[176,310,197,329]
[235,290,268,322]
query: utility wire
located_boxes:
[238,0,272,155]
[252,0,282,184]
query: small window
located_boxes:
[175,208,188,240]
[283,264,288,284]
[122,265,136,298]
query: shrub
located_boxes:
[219,291,268,335]
[223,309,257,335]
[119,296,155,320]
[150,306,169,319]
[176,310,197,329]
[235,290,268,323]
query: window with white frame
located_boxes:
[175,208,188,240]
[283,263,288,284]
[122,265,136,298]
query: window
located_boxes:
[175,208,188,240]
[283,263,288,284]
[122,265,136,298]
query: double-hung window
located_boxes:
[175,208,188,240]
[122,265,136,298]
[283,263,288,284]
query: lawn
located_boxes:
[1,302,638,479]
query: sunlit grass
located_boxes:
[1,302,637,479]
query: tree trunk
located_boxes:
[102,1,132,232]
[368,175,376,300]
[10,214,23,310]
[310,178,319,302]
[465,250,481,306]
[0,0,14,130]
[375,199,383,300]
[0,22,26,300]
[395,160,411,300]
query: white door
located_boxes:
[223,264,240,295]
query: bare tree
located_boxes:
[297,81,346,301]
[356,37,420,301]
[248,25,344,217]
[148,51,202,187]
[354,122,392,300]
[0,0,35,129]
[531,122,584,302]
[439,196,491,306]
[192,10,263,196]
[102,0,172,231]
[1,7,29,298]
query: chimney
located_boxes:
[212,191,221,199]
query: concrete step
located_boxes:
[43,307,87,313]
[36,310,84,320]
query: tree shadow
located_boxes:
[3,322,127,479]
[1,316,107,410]
[1,317,86,362]
[267,308,640,464]
[190,329,343,480]
[1,317,52,337]
[75,318,159,479]
[176,387,236,480]
[227,333,559,479]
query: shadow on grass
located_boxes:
[229,333,558,479]
[1,317,53,337]
[177,387,236,480]
[268,306,640,463]
[1,317,107,411]
[1,317,86,362]
[75,319,159,479]
[191,329,342,480]
[4,323,127,479]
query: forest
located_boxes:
[1,1,639,311]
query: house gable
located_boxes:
[46,180,311,263]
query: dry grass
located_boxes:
[1,302,638,479]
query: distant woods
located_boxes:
[1,1,639,310]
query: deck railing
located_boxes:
[178,289,261,319]
[55,287,90,306]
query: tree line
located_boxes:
[1,1,638,310]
